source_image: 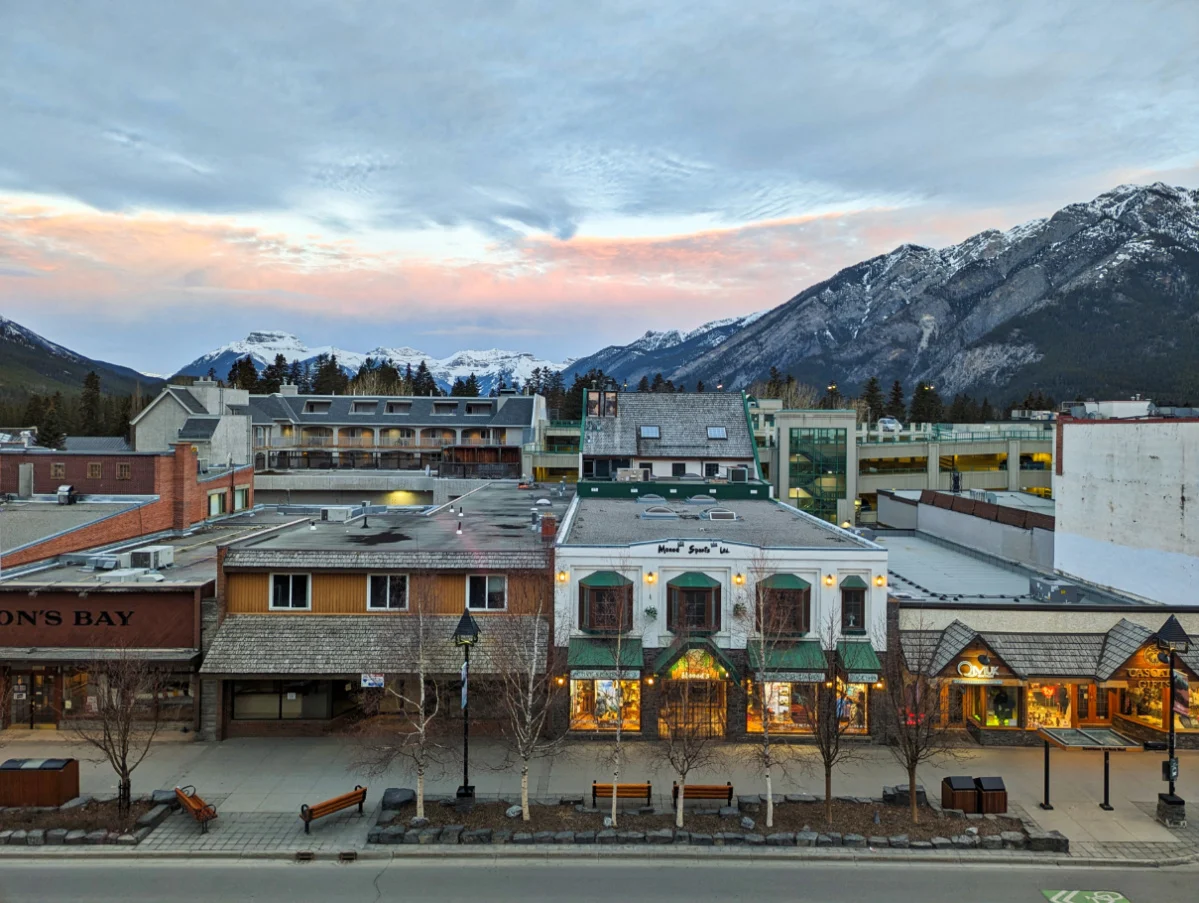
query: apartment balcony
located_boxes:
[254,435,511,451]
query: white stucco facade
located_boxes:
[1054,420,1199,605]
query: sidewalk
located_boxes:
[2,733,1196,861]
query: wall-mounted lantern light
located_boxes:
[645,572,657,584]
[875,575,886,587]
[823,574,835,587]
[733,573,745,586]
[557,570,568,583]
[646,676,655,686]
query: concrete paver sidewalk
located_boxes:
[2,733,1196,860]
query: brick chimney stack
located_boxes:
[540,514,557,543]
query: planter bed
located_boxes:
[0,795,174,846]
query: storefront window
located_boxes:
[1026,682,1071,729]
[836,679,869,734]
[975,685,1020,727]
[569,679,640,731]
[232,680,338,720]
[747,681,816,733]
[1121,684,1164,728]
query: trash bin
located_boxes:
[975,776,1007,814]
[941,775,977,813]
[0,758,81,807]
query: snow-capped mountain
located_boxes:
[563,311,766,385]
[0,315,162,398]
[175,331,566,395]
[598,182,1199,402]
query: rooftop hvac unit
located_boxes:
[98,568,150,583]
[130,545,175,570]
[86,552,133,571]
[56,485,77,505]
[1030,578,1082,604]
[615,468,644,483]
[319,506,354,522]
[729,466,749,483]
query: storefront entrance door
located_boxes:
[658,680,727,739]
[9,671,58,729]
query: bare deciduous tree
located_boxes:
[882,619,962,823]
[734,555,810,829]
[492,571,567,821]
[809,610,867,828]
[352,579,446,819]
[746,377,821,410]
[71,646,167,817]
[649,632,727,829]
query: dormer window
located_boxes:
[706,426,728,440]
[304,401,331,414]
[350,401,378,414]
[465,403,492,415]
[639,425,660,439]
[433,402,458,415]
[385,402,411,415]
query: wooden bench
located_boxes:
[672,782,734,806]
[175,785,218,834]
[591,781,652,808]
[300,785,367,834]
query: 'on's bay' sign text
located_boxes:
[0,609,133,628]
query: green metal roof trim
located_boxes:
[840,575,870,589]
[652,637,740,682]
[838,640,882,672]
[742,390,763,480]
[667,572,721,588]
[578,570,632,588]
[760,573,811,591]
[567,637,644,669]
[748,640,826,671]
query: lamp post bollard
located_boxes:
[1039,738,1053,810]
[453,608,480,803]
[1168,649,1177,799]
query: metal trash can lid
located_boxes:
[975,776,1006,791]
[0,759,28,770]
[39,758,72,770]
[943,775,975,790]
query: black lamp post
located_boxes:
[453,608,481,800]
[1156,615,1191,799]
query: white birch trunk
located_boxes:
[610,751,620,827]
[416,769,425,819]
[521,766,531,822]
[675,782,685,828]
[765,770,774,829]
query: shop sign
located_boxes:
[847,672,879,684]
[957,661,1000,680]
[758,671,825,683]
[572,669,633,680]
[12,692,26,701]
[360,674,385,689]
[656,544,731,556]
[0,609,132,627]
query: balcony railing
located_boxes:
[254,435,511,451]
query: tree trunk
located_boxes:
[908,764,919,824]
[765,769,774,829]
[675,782,685,829]
[416,768,425,819]
[610,748,620,828]
[118,776,132,818]
[521,766,531,822]
[824,766,832,827]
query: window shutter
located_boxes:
[667,586,677,631]
[711,587,721,632]
[622,585,633,632]
[579,585,588,630]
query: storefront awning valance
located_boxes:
[760,574,811,591]
[652,636,740,682]
[579,571,633,588]
[0,647,198,665]
[840,575,870,589]
[567,637,643,671]
[838,640,882,680]
[667,572,721,589]
[748,641,826,673]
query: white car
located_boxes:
[877,417,903,432]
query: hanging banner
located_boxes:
[1173,669,1190,718]
[460,661,469,710]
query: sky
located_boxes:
[1,1,1197,375]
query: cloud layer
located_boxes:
[0,1,1196,371]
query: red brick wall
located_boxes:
[0,444,255,570]
[0,453,159,495]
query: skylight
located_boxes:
[703,507,738,521]
[640,505,679,519]
[706,426,728,439]
[639,425,661,439]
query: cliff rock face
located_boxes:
[625,183,1199,401]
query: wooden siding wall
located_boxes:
[225,571,551,615]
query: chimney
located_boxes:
[279,382,299,396]
[540,514,557,543]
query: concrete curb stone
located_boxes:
[553,831,574,844]
[64,830,86,845]
[574,831,595,844]
[745,834,765,846]
[0,830,11,846]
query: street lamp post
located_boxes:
[1155,615,1190,823]
[453,608,481,801]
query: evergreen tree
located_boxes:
[311,354,350,395]
[287,359,305,391]
[78,371,103,435]
[206,367,218,383]
[226,355,261,392]
[860,376,884,423]
[979,397,995,422]
[884,380,906,421]
[22,394,45,430]
[412,361,438,396]
[695,380,705,393]
[259,354,289,394]
[909,382,945,424]
[650,373,665,392]
[449,377,468,396]
[663,380,675,392]
[38,396,66,448]
[637,376,650,393]
[464,373,481,397]
[819,381,843,410]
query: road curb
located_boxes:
[0,845,1193,867]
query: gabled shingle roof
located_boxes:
[583,393,755,460]
[178,417,220,440]
[61,436,132,452]
[980,632,1105,679]
[1096,618,1153,680]
[200,614,547,676]
[167,387,206,415]
[928,620,978,674]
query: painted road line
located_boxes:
[1043,892,1130,903]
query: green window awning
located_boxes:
[760,573,811,591]
[748,640,826,672]
[579,571,632,588]
[667,572,721,589]
[567,637,643,670]
[652,637,740,682]
[838,640,882,675]
[840,575,870,589]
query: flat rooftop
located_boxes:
[563,497,878,550]
[0,509,303,588]
[887,489,1055,514]
[877,531,1145,607]
[0,500,142,555]
[224,483,573,568]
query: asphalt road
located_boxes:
[0,860,1194,903]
